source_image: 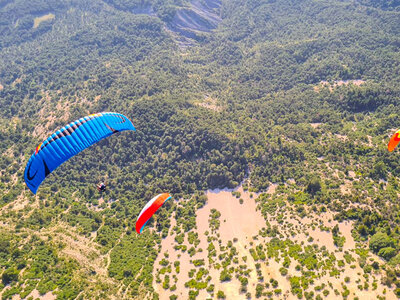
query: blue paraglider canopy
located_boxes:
[24,112,135,194]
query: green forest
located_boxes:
[1,0,400,298]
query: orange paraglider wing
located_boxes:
[136,193,172,234]
[388,130,400,152]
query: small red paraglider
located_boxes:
[136,193,172,234]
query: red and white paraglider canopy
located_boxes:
[136,193,172,234]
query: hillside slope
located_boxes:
[1,0,400,299]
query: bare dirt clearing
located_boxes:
[33,14,55,28]
[196,96,223,112]
[314,79,366,93]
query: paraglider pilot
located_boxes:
[97,182,106,192]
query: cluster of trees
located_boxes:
[358,0,400,11]
[0,231,83,299]
[335,207,400,263]
[1,0,400,298]
[103,0,187,22]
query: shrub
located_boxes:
[2,268,18,285]
[306,177,321,196]
[378,247,397,260]
[219,269,231,282]
[217,290,226,299]
[279,267,288,276]
[369,232,394,253]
